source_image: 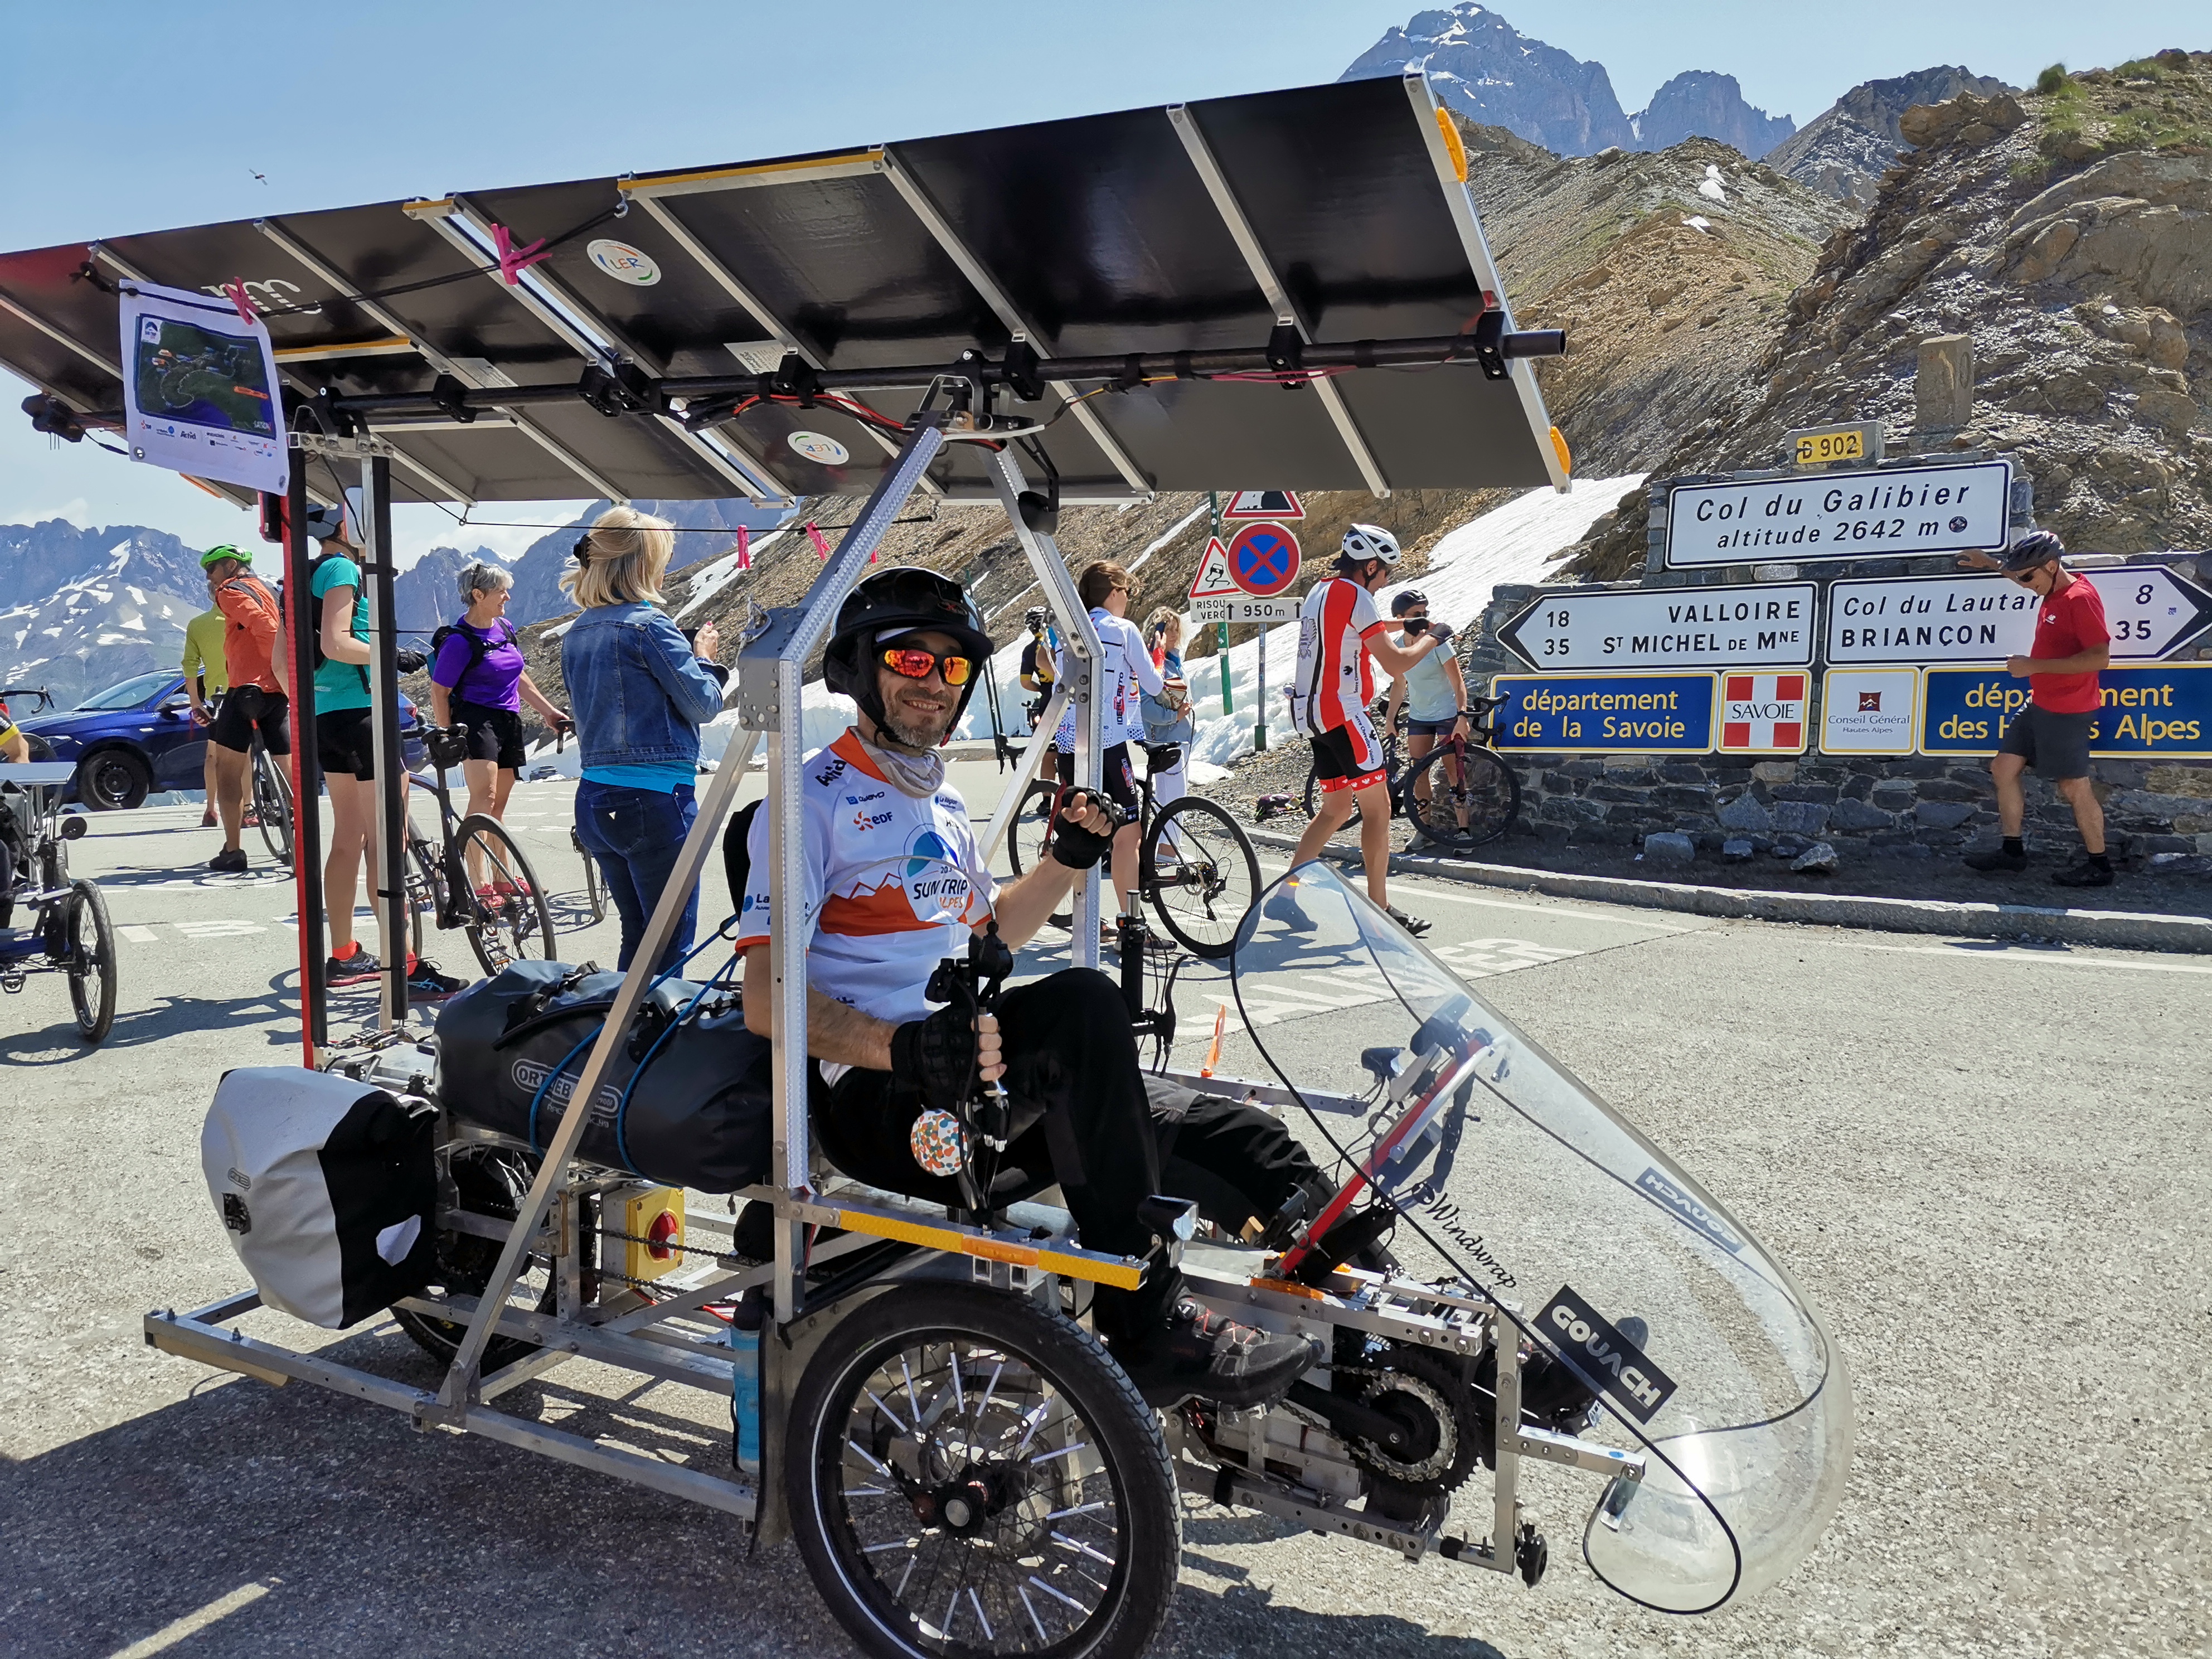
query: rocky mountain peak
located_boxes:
[1341,4,1636,154]
[1342,5,1794,160]
[1768,65,2015,207]
[1636,70,1794,156]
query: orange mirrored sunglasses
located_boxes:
[881,646,974,686]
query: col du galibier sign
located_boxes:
[1663,459,2011,567]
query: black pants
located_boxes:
[822,969,1322,1341]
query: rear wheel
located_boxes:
[77,749,150,812]
[787,1282,1179,1659]
[572,827,608,924]
[1403,744,1521,850]
[252,743,294,865]
[62,880,118,1043]
[455,815,555,973]
[392,1144,552,1374]
[1142,797,1260,960]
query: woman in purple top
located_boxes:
[429,564,570,889]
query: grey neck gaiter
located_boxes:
[857,730,945,799]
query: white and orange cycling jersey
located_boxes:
[1290,575,1385,735]
[735,730,995,1075]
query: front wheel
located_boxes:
[1142,797,1260,959]
[62,880,118,1043]
[391,1144,552,1374]
[787,1282,1179,1659]
[1402,743,1521,850]
[454,815,555,973]
[1004,778,1060,880]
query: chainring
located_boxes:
[1337,1343,1487,1502]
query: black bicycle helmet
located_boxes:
[822,565,995,730]
[2001,530,2064,572]
[1390,587,1429,617]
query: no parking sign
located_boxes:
[1226,521,1301,597]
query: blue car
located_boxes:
[16,671,427,811]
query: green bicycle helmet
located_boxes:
[199,542,246,571]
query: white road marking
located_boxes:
[107,1581,274,1658]
[1254,857,1694,931]
[119,925,159,944]
[1821,939,2212,976]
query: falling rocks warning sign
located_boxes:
[1720,672,1809,754]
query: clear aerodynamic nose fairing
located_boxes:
[1232,865,1853,1613]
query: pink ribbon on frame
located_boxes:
[489,222,551,285]
[806,521,830,560]
[734,526,751,571]
[220,280,259,325]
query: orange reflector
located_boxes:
[1435,108,1469,183]
[1549,425,1573,478]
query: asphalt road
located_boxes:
[3,772,2206,1658]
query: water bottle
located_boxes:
[729,1294,762,1477]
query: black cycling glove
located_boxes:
[396,648,429,673]
[1049,788,1124,870]
[891,1003,978,1114]
[1423,622,1455,649]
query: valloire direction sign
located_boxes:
[1498,583,1817,671]
[1664,459,2011,567]
[1827,568,2212,664]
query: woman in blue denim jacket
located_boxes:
[560,507,727,972]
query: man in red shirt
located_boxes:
[1964,532,2112,887]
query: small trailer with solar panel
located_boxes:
[1,70,1850,1658]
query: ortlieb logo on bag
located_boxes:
[512,1058,623,1121]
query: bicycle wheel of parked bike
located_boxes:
[251,743,293,865]
[1142,796,1261,959]
[456,815,556,973]
[402,831,444,963]
[571,826,608,924]
[63,879,118,1044]
[1002,777,1061,879]
[1402,743,1522,849]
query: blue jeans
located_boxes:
[574,780,700,974]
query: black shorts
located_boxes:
[453,699,528,770]
[1056,740,1139,818]
[316,707,377,782]
[1309,712,1387,793]
[1999,704,2093,780]
[1406,714,1461,738]
[207,687,290,756]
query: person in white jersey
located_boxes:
[1051,560,1181,941]
[1286,525,1453,936]
[739,566,1316,1409]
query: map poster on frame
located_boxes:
[118,280,288,496]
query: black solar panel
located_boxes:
[0,73,1565,505]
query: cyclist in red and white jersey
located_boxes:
[1286,524,1453,935]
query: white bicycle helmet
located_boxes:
[1340,523,1401,566]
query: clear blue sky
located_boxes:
[2,1,2199,566]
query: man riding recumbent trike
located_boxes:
[176,564,1850,1659]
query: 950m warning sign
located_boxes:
[1663,459,2011,567]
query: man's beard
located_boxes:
[878,697,952,753]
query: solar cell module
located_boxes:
[0,72,1566,506]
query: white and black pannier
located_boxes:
[201,1068,438,1328]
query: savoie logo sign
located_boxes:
[1665,460,2011,567]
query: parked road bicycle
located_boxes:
[1006,740,1261,958]
[1300,693,1521,849]
[399,725,555,973]
[248,731,293,866]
